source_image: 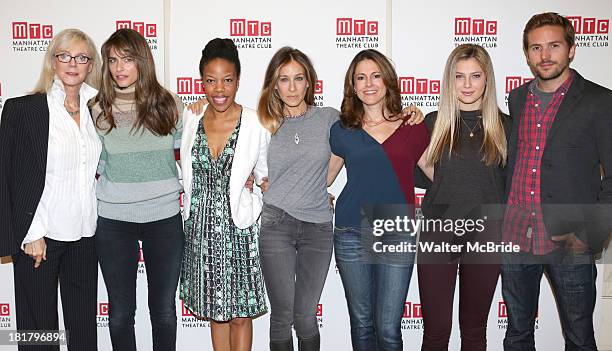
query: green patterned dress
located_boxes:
[180,114,267,321]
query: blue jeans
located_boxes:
[501,250,597,351]
[96,213,184,351]
[334,226,415,351]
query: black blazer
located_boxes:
[0,94,49,257]
[505,71,612,252]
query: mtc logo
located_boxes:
[403,302,422,318]
[116,20,157,37]
[505,76,533,94]
[98,303,109,316]
[314,80,323,94]
[415,192,425,207]
[455,17,497,35]
[566,16,609,34]
[0,303,10,316]
[181,300,193,316]
[138,242,145,263]
[230,19,271,36]
[398,77,440,95]
[12,22,53,39]
[336,18,378,36]
[498,301,507,317]
[316,304,323,317]
[176,77,205,95]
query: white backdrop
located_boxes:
[1,0,611,350]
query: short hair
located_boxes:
[32,28,101,93]
[523,12,576,51]
[199,38,241,78]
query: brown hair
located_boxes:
[523,12,576,51]
[95,28,178,136]
[257,47,317,134]
[427,44,507,167]
[340,49,402,129]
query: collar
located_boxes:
[529,69,575,96]
[49,75,98,102]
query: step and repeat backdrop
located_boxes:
[1,0,611,350]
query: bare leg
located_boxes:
[229,317,253,351]
[211,320,231,351]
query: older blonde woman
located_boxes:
[0,29,102,351]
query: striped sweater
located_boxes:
[91,85,184,223]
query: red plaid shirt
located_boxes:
[503,72,574,255]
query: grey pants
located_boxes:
[259,203,334,342]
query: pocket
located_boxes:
[261,204,284,226]
[333,225,355,234]
[314,221,333,232]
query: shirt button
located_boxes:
[535,104,539,107]
[536,146,540,150]
[561,92,565,96]
[530,191,535,195]
[531,212,536,216]
[537,124,541,128]
[532,168,536,173]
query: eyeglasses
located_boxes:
[55,53,91,64]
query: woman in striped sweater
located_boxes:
[91,28,184,351]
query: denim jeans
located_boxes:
[259,204,334,342]
[334,226,415,351]
[501,249,597,351]
[96,213,184,351]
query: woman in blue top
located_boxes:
[328,49,430,351]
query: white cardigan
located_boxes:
[180,106,270,229]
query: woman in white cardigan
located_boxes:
[179,38,270,351]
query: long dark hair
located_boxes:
[95,28,178,136]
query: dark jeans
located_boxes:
[96,213,184,351]
[259,204,333,342]
[501,250,597,351]
[334,226,415,351]
[13,237,98,351]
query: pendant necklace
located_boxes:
[283,107,308,145]
[460,117,481,138]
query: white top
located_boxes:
[180,106,270,229]
[21,78,102,249]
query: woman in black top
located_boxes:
[416,44,511,351]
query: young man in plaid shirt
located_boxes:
[502,12,612,350]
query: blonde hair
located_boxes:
[258,47,317,134]
[427,44,507,167]
[32,28,101,93]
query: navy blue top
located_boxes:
[330,120,429,228]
